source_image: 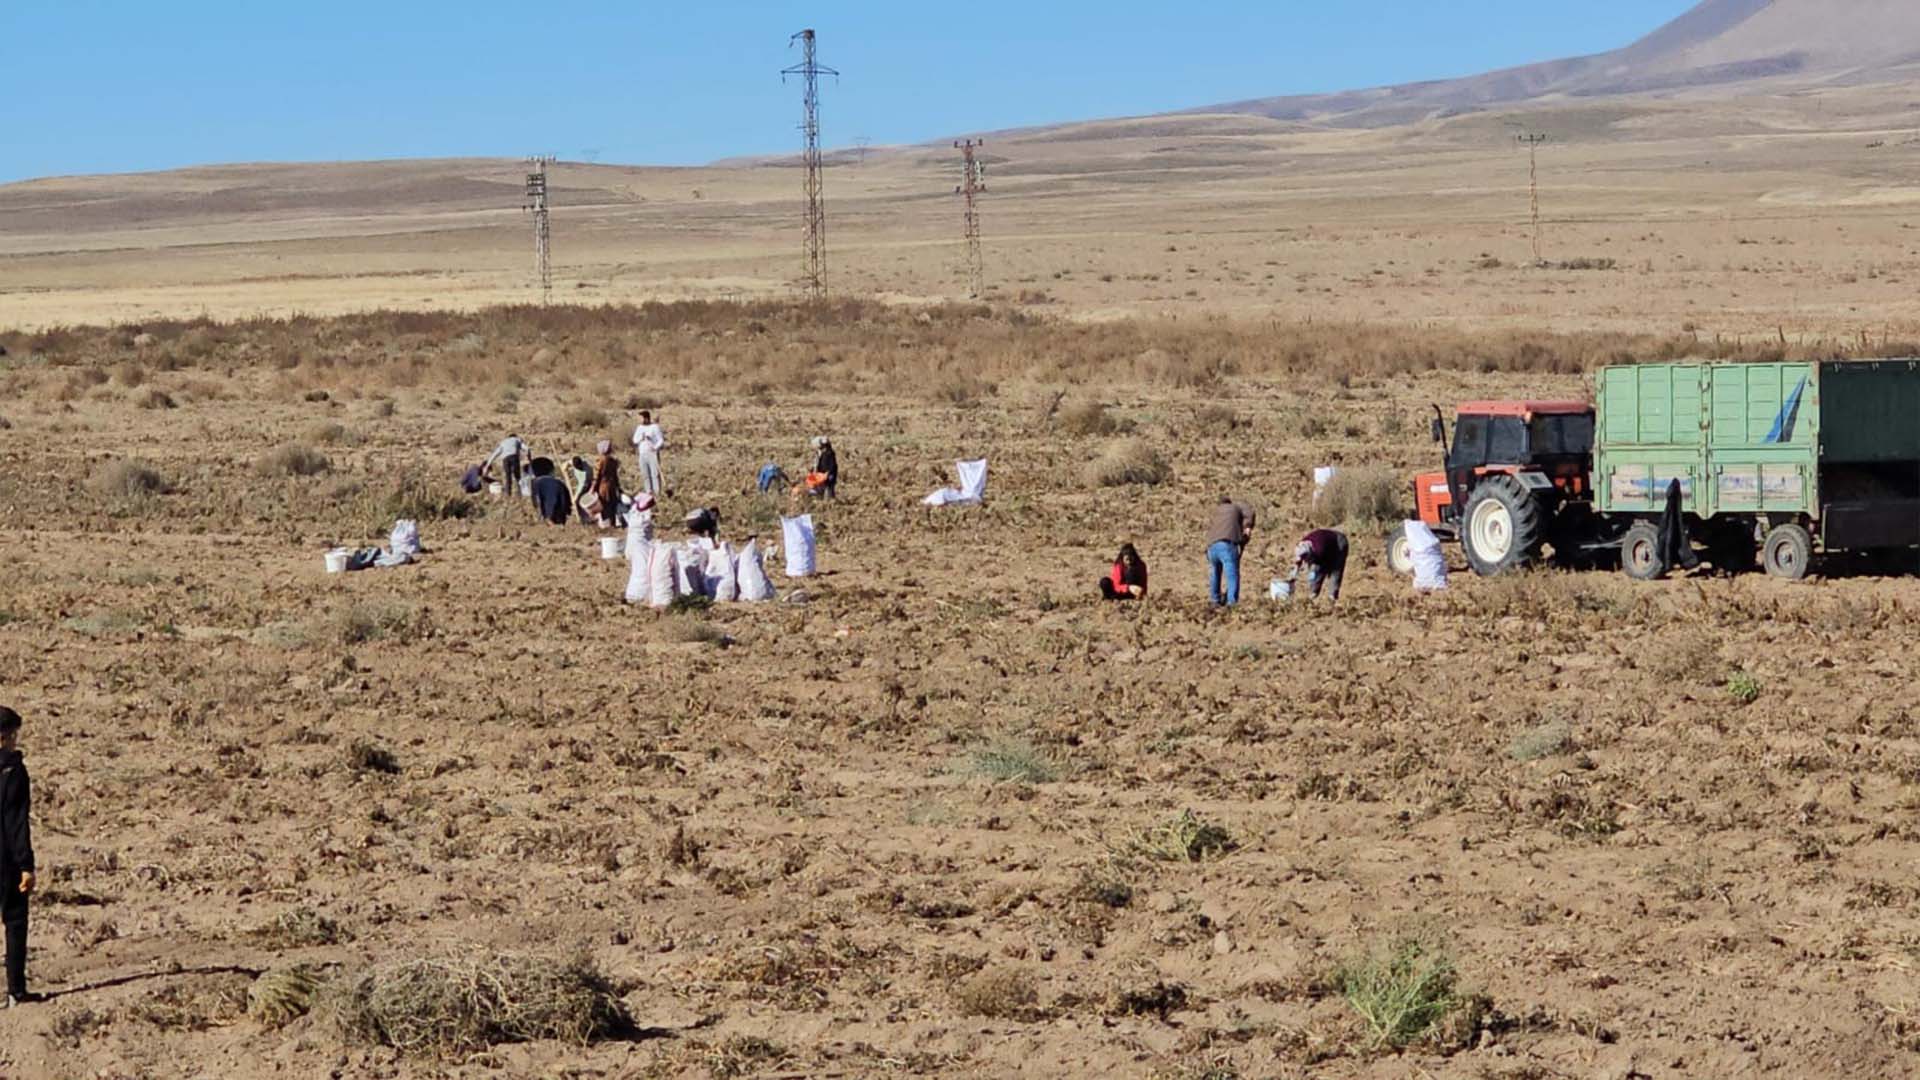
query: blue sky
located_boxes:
[4,1,1697,183]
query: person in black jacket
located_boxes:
[812,437,839,499]
[0,706,33,1006]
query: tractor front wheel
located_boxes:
[1621,521,1665,581]
[1386,525,1414,576]
[1461,475,1545,577]
[1762,523,1814,581]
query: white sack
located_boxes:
[924,458,989,507]
[623,512,655,604]
[389,519,421,557]
[675,543,707,597]
[707,542,739,602]
[737,539,775,603]
[781,514,817,578]
[1404,520,1449,593]
[648,544,679,608]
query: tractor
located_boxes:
[1386,400,1606,577]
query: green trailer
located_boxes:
[1594,359,1920,579]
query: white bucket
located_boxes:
[1269,578,1294,602]
[487,482,504,496]
[599,536,623,560]
[324,549,350,574]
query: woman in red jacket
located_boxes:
[1099,543,1148,601]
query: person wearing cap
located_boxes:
[630,410,666,496]
[810,437,838,498]
[1293,528,1349,603]
[589,439,624,527]
[0,707,34,1007]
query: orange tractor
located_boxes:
[1386,400,1611,577]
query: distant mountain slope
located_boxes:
[1191,0,1920,127]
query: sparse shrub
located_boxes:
[256,443,332,477]
[249,965,324,1028]
[305,421,361,445]
[1286,410,1332,439]
[332,602,421,645]
[1551,257,1617,271]
[1509,720,1573,762]
[346,740,401,775]
[962,737,1058,783]
[662,617,728,647]
[1125,810,1235,863]
[88,459,167,498]
[136,387,176,410]
[1315,467,1401,528]
[561,404,608,431]
[1338,932,1475,1049]
[954,967,1039,1019]
[1726,671,1762,705]
[1060,400,1131,437]
[933,373,994,408]
[1084,438,1171,487]
[1192,403,1243,433]
[252,906,346,947]
[328,950,624,1057]
[706,1035,789,1078]
[356,475,476,534]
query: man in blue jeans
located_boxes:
[1205,496,1257,606]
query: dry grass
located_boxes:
[256,443,332,477]
[1084,438,1172,487]
[1060,400,1132,437]
[87,459,167,498]
[328,949,624,1057]
[954,967,1040,1019]
[1314,468,1403,529]
[249,965,324,1029]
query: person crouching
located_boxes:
[1099,543,1148,601]
[1293,528,1349,602]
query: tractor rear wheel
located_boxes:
[1461,474,1545,577]
[1762,523,1814,581]
[1620,521,1665,581]
[1386,525,1414,576]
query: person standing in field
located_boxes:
[1294,528,1350,602]
[631,410,666,497]
[590,440,624,527]
[1205,496,1256,607]
[0,707,35,1007]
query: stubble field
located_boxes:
[2,304,1920,1078]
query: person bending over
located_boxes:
[1294,528,1349,602]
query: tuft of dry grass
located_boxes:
[1123,810,1236,863]
[328,949,624,1057]
[304,421,362,446]
[954,967,1040,1019]
[135,387,176,410]
[256,443,333,477]
[252,906,347,948]
[1192,403,1244,433]
[249,965,325,1029]
[561,404,608,431]
[932,373,995,408]
[1084,438,1172,488]
[88,459,167,499]
[1314,467,1403,529]
[662,617,729,647]
[1060,400,1132,437]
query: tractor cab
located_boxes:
[1391,400,1596,577]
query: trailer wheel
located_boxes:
[1461,474,1545,577]
[1385,525,1415,576]
[1762,523,1814,581]
[1621,521,1666,581]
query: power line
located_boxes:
[523,155,555,303]
[955,139,987,298]
[1516,132,1549,265]
[781,29,838,300]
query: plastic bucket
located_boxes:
[487,482,504,497]
[324,549,350,574]
[1269,579,1294,602]
[599,536,623,560]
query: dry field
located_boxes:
[1,303,1920,1078]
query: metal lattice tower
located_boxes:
[523,156,555,303]
[782,29,837,299]
[955,140,987,298]
[1516,133,1549,265]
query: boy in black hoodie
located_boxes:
[0,706,34,1006]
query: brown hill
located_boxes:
[1192,0,1920,127]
